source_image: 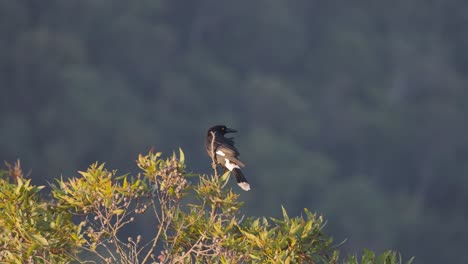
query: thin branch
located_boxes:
[175,233,206,262]
[210,131,218,179]
[141,200,165,264]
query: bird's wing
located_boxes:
[215,135,239,152]
[206,134,237,155]
[215,143,245,167]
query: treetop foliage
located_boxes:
[0,150,413,264]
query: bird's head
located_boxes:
[208,125,237,135]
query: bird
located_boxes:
[205,125,250,191]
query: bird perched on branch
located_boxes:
[205,125,250,191]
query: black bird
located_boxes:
[205,125,250,191]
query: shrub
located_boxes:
[0,152,413,264]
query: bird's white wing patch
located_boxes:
[224,159,240,171]
[216,150,225,156]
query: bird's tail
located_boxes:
[232,168,250,191]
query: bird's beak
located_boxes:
[225,127,237,133]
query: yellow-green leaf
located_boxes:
[221,170,230,182]
[113,209,125,215]
[281,206,289,221]
[179,148,185,164]
[31,234,49,246]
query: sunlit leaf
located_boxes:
[179,148,185,164]
[31,234,49,246]
[113,209,125,215]
[281,206,289,222]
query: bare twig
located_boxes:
[210,131,218,179]
[141,199,167,264]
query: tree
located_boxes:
[0,149,412,263]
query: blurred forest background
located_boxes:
[1,1,467,263]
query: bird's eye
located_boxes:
[221,127,225,130]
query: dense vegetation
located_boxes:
[0,151,412,263]
[1,1,467,263]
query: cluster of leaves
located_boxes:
[0,161,83,263]
[51,162,151,263]
[0,151,413,263]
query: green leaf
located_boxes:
[290,222,302,235]
[252,218,260,228]
[179,148,185,164]
[376,250,392,264]
[302,219,313,237]
[249,254,261,260]
[15,177,24,194]
[31,234,49,246]
[281,206,289,222]
[221,170,231,183]
[27,243,40,256]
[123,176,128,189]
[113,209,125,215]
[242,230,258,241]
[406,256,416,264]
